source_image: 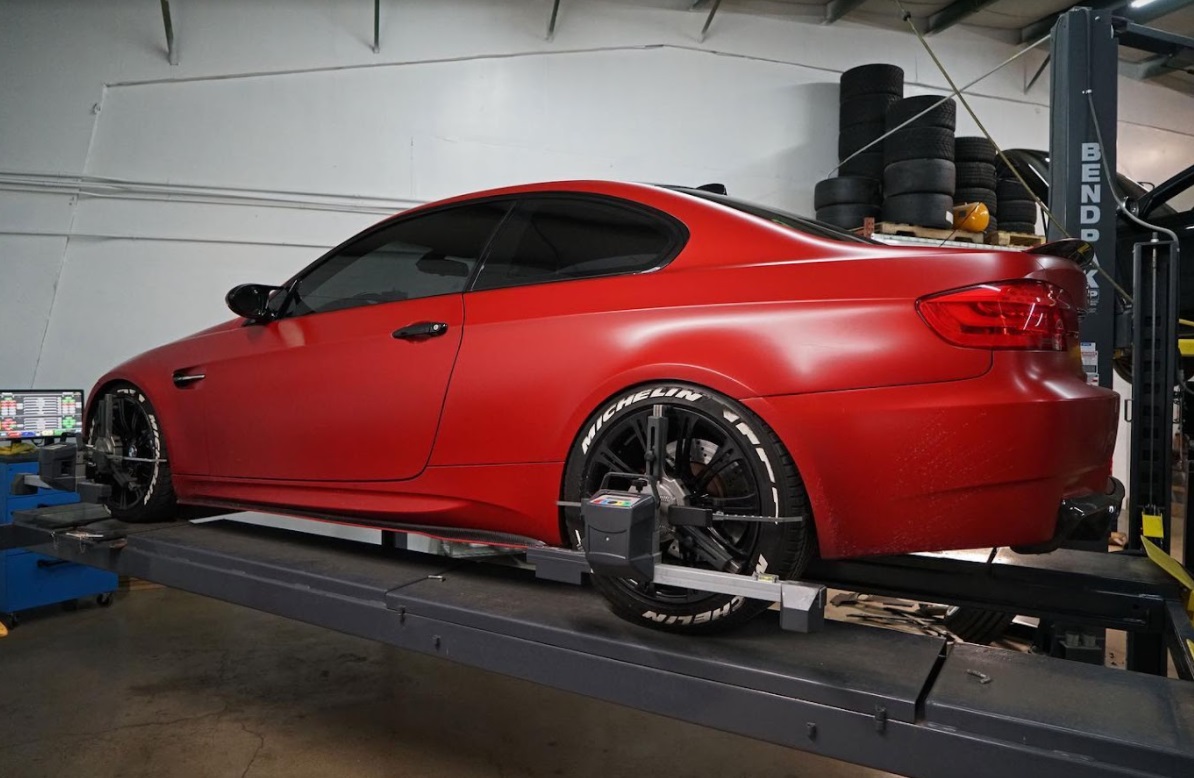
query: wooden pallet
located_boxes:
[868,221,986,245]
[989,230,1047,248]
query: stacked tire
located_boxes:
[953,136,999,233]
[817,64,903,230]
[814,177,882,230]
[994,167,1039,235]
[881,95,956,230]
[838,64,904,181]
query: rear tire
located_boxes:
[840,152,884,179]
[840,64,904,101]
[838,122,886,159]
[883,128,955,164]
[955,162,997,191]
[87,384,177,523]
[996,177,1033,201]
[561,384,815,633]
[840,94,901,126]
[954,187,998,215]
[883,159,955,196]
[882,193,953,229]
[999,199,1039,225]
[885,95,956,131]
[815,177,881,209]
[955,136,998,164]
[816,203,879,230]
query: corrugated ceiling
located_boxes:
[723,0,1194,92]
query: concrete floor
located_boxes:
[0,589,893,778]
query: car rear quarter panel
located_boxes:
[432,244,1074,468]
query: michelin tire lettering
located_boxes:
[581,387,704,454]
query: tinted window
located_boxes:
[286,202,509,315]
[472,198,677,291]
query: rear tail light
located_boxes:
[916,280,1079,350]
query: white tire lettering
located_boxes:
[582,386,706,454]
[756,448,776,484]
[735,421,760,446]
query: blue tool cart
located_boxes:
[1,456,117,627]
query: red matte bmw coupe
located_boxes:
[86,181,1119,631]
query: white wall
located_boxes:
[3,0,1194,393]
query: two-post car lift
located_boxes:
[2,506,1193,778]
[4,8,1194,778]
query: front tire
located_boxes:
[87,384,177,523]
[562,383,814,633]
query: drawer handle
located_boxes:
[36,558,70,570]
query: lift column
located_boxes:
[1048,7,1118,387]
[1050,8,1183,676]
[1045,7,1122,670]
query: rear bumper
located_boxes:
[1012,477,1125,554]
[745,353,1119,559]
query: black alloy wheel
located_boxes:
[562,384,813,632]
[87,385,177,522]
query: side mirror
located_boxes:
[226,284,280,321]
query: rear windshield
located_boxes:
[666,187,876,244]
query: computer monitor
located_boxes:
[0,390,84,439]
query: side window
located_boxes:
[472,197,678,291]
[286,202,509,316]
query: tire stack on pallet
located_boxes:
[994,164,1040,235]
[881,95,956,230]
[953,137,999,233]
[815,64,904,230]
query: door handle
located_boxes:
[172,371,206,387]
[392,321,449,341]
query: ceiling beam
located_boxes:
[1020,1,1130,43]
[824,0,867,25]
[1123,52,1175,78]
[925,0,1001,35]
[1122,47,1194,79]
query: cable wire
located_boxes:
[827,31,1050,178]
[889,0,1138,305]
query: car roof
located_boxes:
[416,179,874,246]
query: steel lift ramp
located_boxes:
[3,505,1192,778]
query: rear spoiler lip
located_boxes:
[1025,238,1095,268]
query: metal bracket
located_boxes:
[372,0,380,53]
[699,0,722,42]
[525,546,827,633]
[160,0,178,66]
[546,0,560,41]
